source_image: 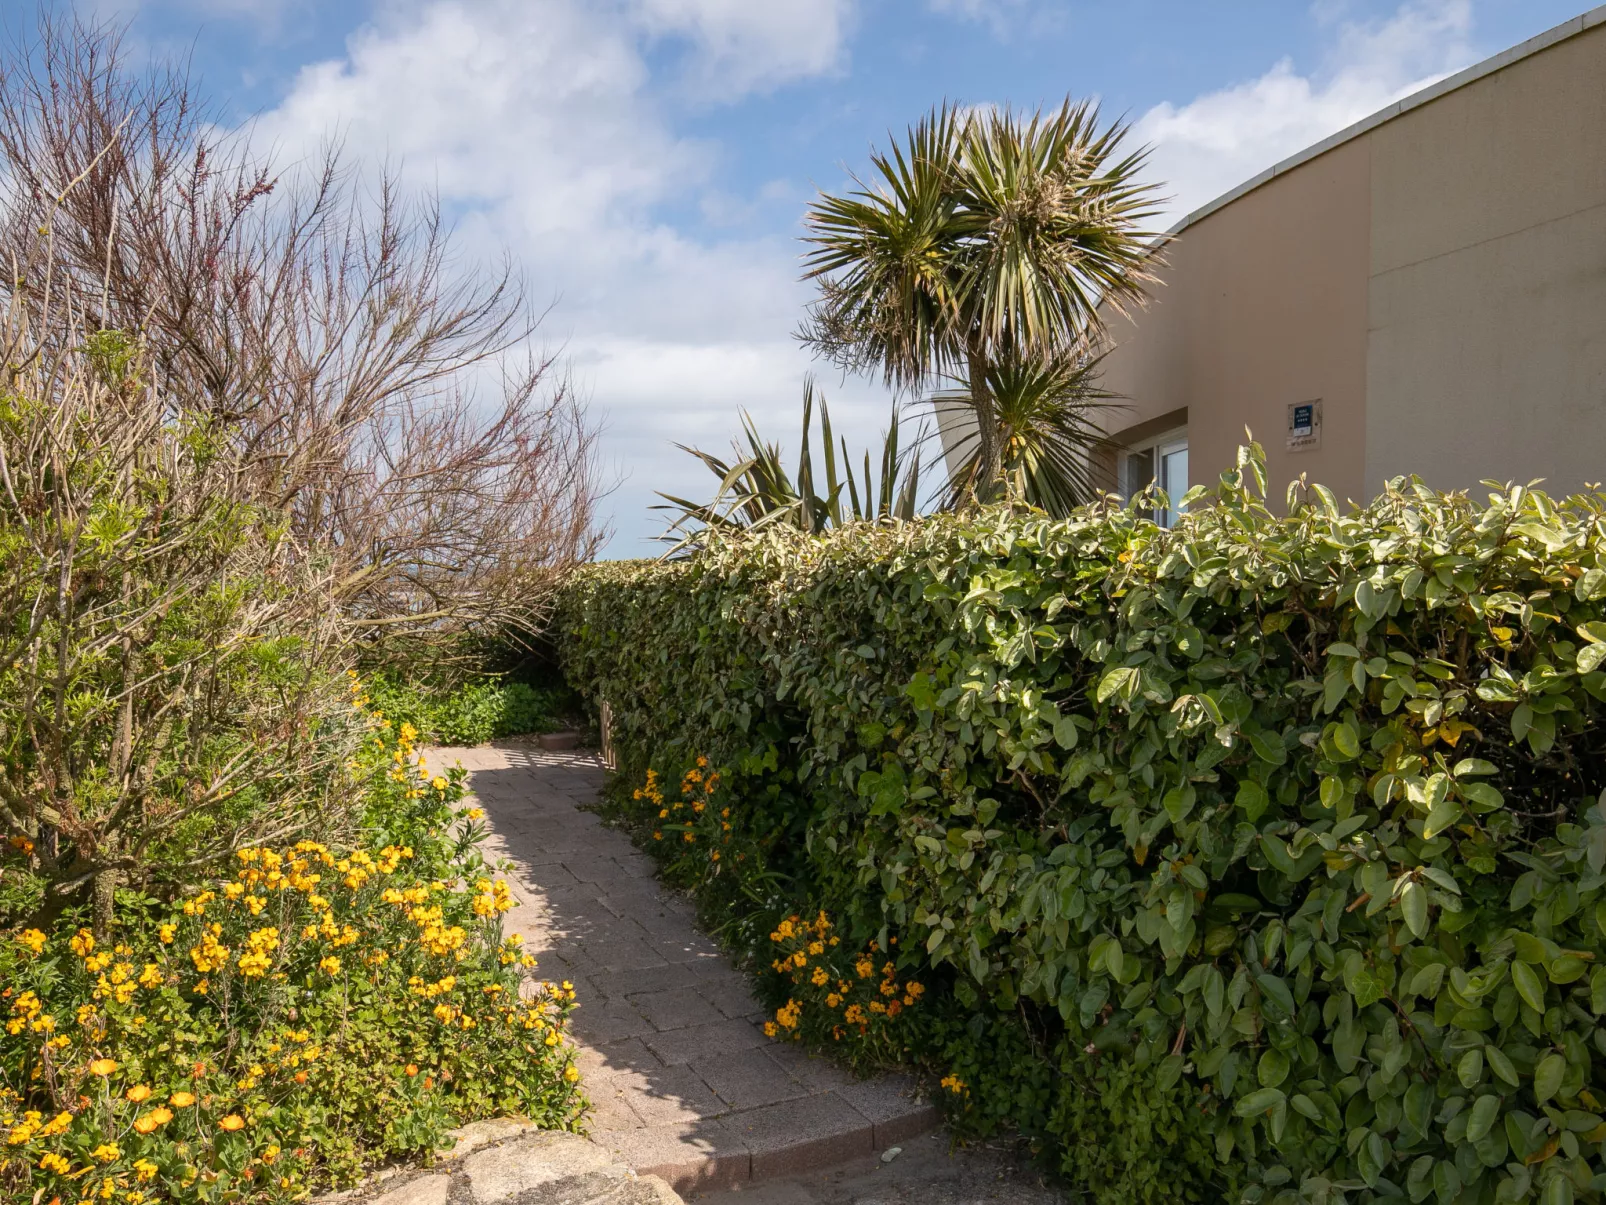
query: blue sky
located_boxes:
[89,0,1593,553]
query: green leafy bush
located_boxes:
[364,674,576,747]
[0,687,584,1202]
[558,445,1606,1204]
[0,346,351,930]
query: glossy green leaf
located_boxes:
[1533,1053,1565,1104]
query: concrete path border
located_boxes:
[448,743,937,1196]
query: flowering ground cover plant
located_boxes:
[561,445,1606,1205]
[760,909,927,1060]
[0,679,584,1202]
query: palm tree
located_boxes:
[932,344,1118,516]
[800,100,1163,505]
[654,380,924,549]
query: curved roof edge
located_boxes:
[1169,5,1606,236]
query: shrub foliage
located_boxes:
[362,674,577,747]
[558,446,1606,1204]
[0,686,583,1202]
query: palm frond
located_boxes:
[654,379,928,551]
[798,99,1166,504]
[932,345,1122,516]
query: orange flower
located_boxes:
[405,1064,419,1077]
[169,1091,196,1108]
[126,1085,151,1103]
[218,1115,245,1132]
[87,1059,118,1077]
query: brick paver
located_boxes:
[439,742,937,1196]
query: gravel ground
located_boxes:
[688,1131,1069,1205]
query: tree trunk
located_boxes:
[965,336,1000,506]
[92,867,118,941]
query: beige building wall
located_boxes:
[1097,137,1372,505]
[1365,24,1606,497]
[1094,11,1606,507]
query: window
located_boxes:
[1156,437,1189,527]
[1118,430,1188,527]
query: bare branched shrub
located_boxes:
[0,274,354,932]
[0,14,601,658]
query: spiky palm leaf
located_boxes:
[933,345,1119,516]
[654,381,924,551]
[800,99,1163,502]
[954,102,1163,354]
[797,104,970,390]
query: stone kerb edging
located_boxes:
[319,1119,683,1205]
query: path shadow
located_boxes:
[454,744,908,1191]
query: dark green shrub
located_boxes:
[557,445,1606,1204]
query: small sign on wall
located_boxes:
[1287,399,1322,451]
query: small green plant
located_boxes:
[362,674,576,747]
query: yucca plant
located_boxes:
[654,380,924,548]
[801,99,1163,504]
[933,344,1120,515]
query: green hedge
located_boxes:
[557,447,1606,1205]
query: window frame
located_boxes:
[1118,425,1189,527]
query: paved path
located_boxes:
[441,743,936,1196]
[692,1132,1068,1204]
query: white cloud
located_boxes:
[248,0,1481,552]
[253,0,864,554]
[1135,0,1474,228]
[631,0,854,97]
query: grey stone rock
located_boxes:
[371,1175,452,1205]
[462,1132,620,1203]
[612,1177,684,1204]
[445,1117,542,1160]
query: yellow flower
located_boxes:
[16,928,46,955]
[126,1085,151,1103]
[219,1115,246,1131]
[88,1058,118,1077]
[564,1065,580,1083]
[133,1158,159,1182]
[70,929,95,957]
[90,1142,120,1162]
[169,1091,195,1108]
[941,1074,967,1094]
[157,923,177,944]
[319,956,341,975]
[39,1151,72,1174]
[189,924,230,973]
